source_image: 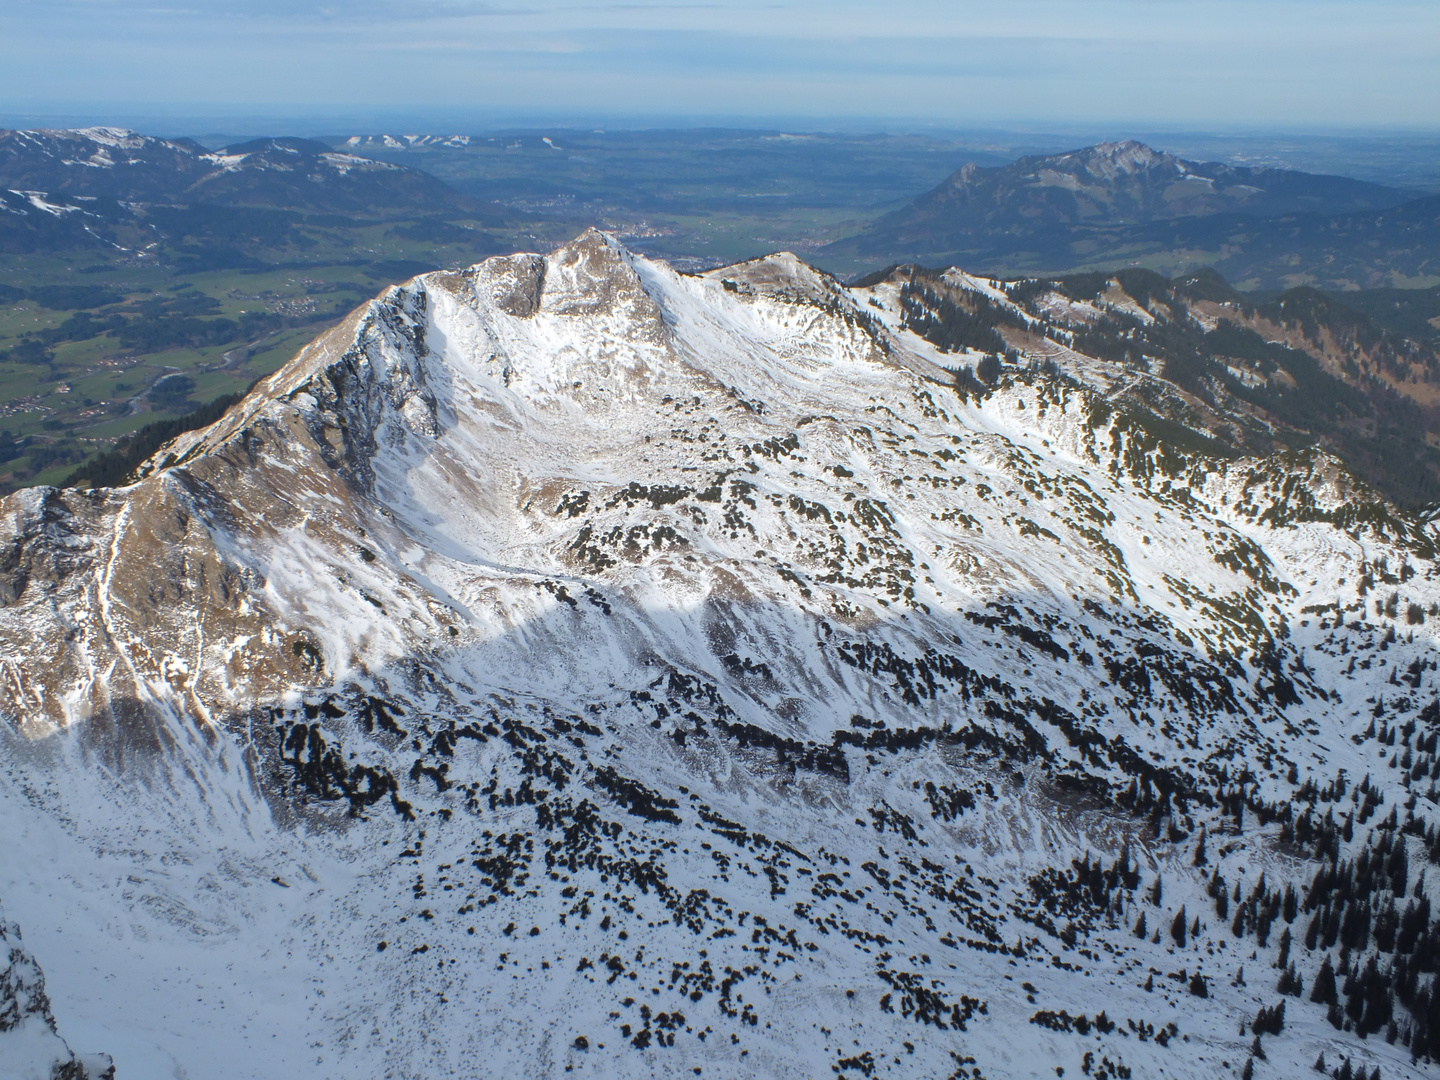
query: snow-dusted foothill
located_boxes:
[2,230,1439,1079]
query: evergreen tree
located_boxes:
[1277,962,1304,997]
[1250,1001,1285,1035]
[1312,956,1339,1005]
[1171,906,1187,947]
[1421,980,1440,1061]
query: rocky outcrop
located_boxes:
[0,902,113,1080]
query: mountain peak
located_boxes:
[833,137,1414,265]
[1069,138,1177,174]
[215,135,336,157]
[64,125,148,147]
[4,234,1440,1079]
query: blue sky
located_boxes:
[2,0,1437,130]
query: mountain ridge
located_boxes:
[0,126,482,266]
[827,140,1437,290]
[3,231,1440,1079]
[0,127,466,212]
[853,262,1440,508]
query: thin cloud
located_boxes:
[1,0,1436,128]
[14,0,518,20]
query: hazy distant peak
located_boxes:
[342,134,473,150]
[944,141,1186,196]
[215,135,335,157]
[1062,139,1179,174]
[65,125,150,148]
[1016,141,1192,188]
[835,137,1416,266]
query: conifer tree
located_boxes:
[1312,956,1339,1005]
[1277,962,1304,997]
[1171,906,1187,947]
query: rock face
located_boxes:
[2,230,1440,1078]
[0,903,114,1080]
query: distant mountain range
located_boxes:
[0,127,486,268]
[0,127,465,212]
[6,129,1439,293]
[827,140,1440,290]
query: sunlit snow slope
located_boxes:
[3,230,1440,1080]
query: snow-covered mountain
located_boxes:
[342,135,475,150]
[3,230,1440,1080]
[858,263,1440,509]
[0,128,466,216]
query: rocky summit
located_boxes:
[3,230,1440,1079]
